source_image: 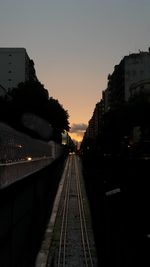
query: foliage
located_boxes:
[0,81,70,141]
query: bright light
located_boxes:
[27,157,32,161]
[61,131,68,145]
[17,144,22,148]
[69,132,84,142]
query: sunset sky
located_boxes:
[0,0,150,141]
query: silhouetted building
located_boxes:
[0,48,38,91]
[104,48,150,111]
[130,79,150,99]
[84,100,104,139]
[82,48,150,152]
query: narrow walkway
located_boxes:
[36,153,98,266]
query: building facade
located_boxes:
[84,100,104,140]
[104,49,150,111]
[0,48,37,92]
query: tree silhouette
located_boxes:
[2,81,70,141]
[10,80,49,111]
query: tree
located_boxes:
[47,97,69,131]
[10,80,49,111]
[7,81,70,141]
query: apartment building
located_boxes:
[0,48,37,92]
[84,101,104,140]
[104,48,150,111]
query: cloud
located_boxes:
[70,123,87,133]
[69,123,87,142]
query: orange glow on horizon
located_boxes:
[69,132,84,143]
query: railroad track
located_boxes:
[56,154,95,267]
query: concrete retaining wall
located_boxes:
[0,156,66,267]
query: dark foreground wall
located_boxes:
[0,156,66,267]
[82,153,150,267]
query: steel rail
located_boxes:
[57,154,94,267]
[57,155,72,267]
[75,155,94,267]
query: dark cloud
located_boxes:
[70,123,87,133]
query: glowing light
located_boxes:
[61,131,68,145]
[27,157,32,161]
[69,132,84,143]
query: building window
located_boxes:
[8,79,12,81]
[8,70,12,73]
[8,54,12,57]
